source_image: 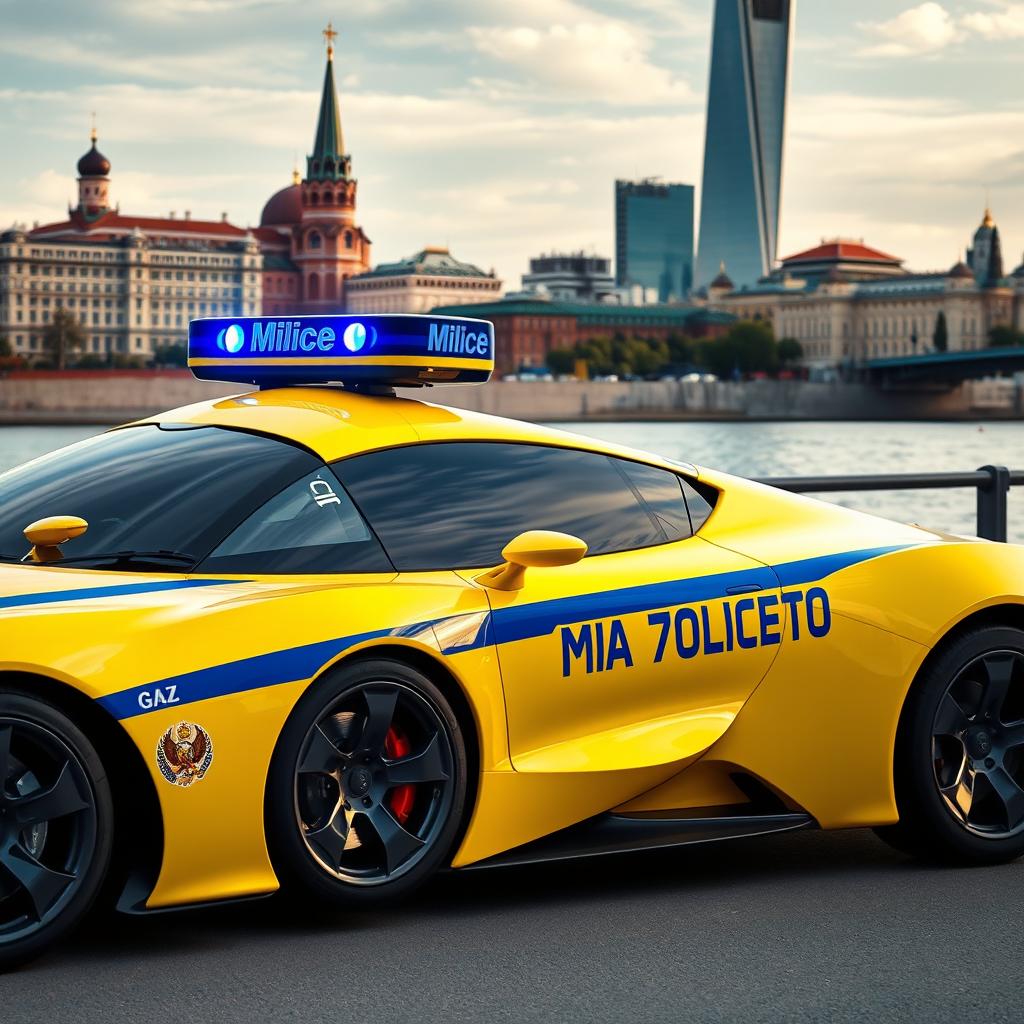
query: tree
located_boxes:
[696,320,778,378]
[666,332,693,369]
[156,342,189,367]
[777,337,804,366]
[73,353,108,369]
[546,348,576,375]
[42,308,86,370]
[111,353,145,369]
[731,321,778,373]
[576,336,615,376]
[933,311,949,352]
[988,324,1024,348]
[0,336,11,358]
[617,336,668,377]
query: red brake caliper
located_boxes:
[384,726,415,824]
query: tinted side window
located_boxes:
[337,443,669,571]
[682,479,716,532]
[0,424,318,568]
[198,468,391,574]
[616,460,693,542]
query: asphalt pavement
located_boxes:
[3,828,1022,1023]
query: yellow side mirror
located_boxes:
[24,516,89,563]
[476,530,588,591]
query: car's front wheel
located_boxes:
[266,659,467,907]
[0,692,113,971]
[876,625,1024,864]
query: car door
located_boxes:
[337,441,784,774]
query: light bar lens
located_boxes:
[188,314,494,387]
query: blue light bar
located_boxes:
[188,314,494,388]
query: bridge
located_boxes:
[864,345,1024,387]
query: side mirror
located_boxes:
[475,530,587,592]
[24,516,89,563]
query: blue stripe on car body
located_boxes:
[98,627,396,720]
[92,544,918,719]
[0,577,245,611]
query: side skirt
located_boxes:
[462,810,815,870]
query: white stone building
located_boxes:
[0,132,261,361]
[707,219,1024,372]
[344,246,501,314]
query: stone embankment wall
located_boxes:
[0,370,1020,424]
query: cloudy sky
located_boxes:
[2,0,1023,286]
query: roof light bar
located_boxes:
[188,314,494,388]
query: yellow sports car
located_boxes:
[2,313,1024,968]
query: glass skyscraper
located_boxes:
[615,179,695,303]
[696,0,794,289]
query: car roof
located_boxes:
[136,386,694,471]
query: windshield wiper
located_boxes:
[48,550,198,568]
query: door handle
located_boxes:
[725,583,763,595]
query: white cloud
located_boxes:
[963,3,1024,38]
[467,21,694,105]
[0,32,303,86]
[0,166,250,229]
[119,0,287,16]
[780,92,1024,272]
[368,29,459,50]
[860,2,959,57]
[113,0,405,22]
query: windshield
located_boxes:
[0,424,319,569]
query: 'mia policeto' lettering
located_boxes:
[560,587,833,678]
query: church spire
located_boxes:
[307,23,349,182]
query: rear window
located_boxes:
[682,479,716,532]
[198,467,391,574]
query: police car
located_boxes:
[2,313,1024,968]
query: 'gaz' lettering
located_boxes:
[137,684,180,710]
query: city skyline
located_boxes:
[3,1,1024,288]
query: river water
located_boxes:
[2,420,1023,541]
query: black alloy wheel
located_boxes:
[931,650,1024,837]
[0,693,113,970]
[267,659,467,907]
[876,625,1024,864]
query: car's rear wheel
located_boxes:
[266,659,467,907]
[876,626,1024,864]
[0,692,113,971]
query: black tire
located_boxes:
[0,691,114,971]
[876,625,1024,865]
[266,658,467,908]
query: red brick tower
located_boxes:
[293,24,371,311]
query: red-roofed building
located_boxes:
[774,239,906,282]
[0,30,370,361]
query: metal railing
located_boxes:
[755,465,1024,543]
